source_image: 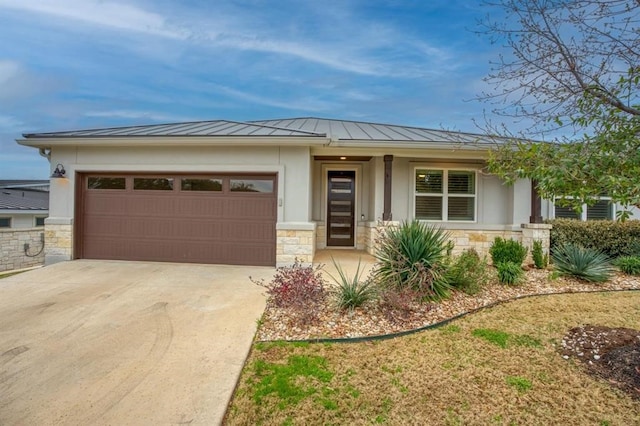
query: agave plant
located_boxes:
[551,243,613,283]
[374,220,451,301]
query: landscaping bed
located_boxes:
[256,269,640,341]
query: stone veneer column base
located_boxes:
[276,222,316,267]
[44,218,74,265]
[521,223,552,262]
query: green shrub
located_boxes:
[549,219,640,258]
[327,258,377,310]
[374,220,451,301]
[489,237,528,266]
[532,240,548,269]
[496,261,523,285]
[614,256,640,275]
[445,249,490,295]
[551,243,613,282]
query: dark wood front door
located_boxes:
[327,171,355,246]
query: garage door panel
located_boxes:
[85,196,128,214]
[177,198,225,216]
[222,221,275,241]
[79,174,277,266]
[224,198,277,219]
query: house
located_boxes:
[0,180,49,229]
[17,117,639,267]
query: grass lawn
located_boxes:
[226,291,640,425]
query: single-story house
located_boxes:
[0,180,49,229]
[17,117,639,267]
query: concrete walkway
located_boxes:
[0,260,272,425]
[313,249,376,285]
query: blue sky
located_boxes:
[0,0,509,179]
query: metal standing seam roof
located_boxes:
[22,117,502,145]
[22,119,326,138]
[0,189,49,211]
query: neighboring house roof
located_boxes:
[20,117,502,145]
[0,189,49,211]
[0,180,50,192]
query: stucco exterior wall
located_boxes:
[385,158,527,227]
[0,214,46,229]
[0,228,45,272]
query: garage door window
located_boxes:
[230,178,273,193]
[134,178,174,191]
[181,178,222,191]
[88,177,126,190]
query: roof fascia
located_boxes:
[17,135,331,148]
[0,209,49,214]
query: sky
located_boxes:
[0,0,511,179]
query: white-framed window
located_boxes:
[0,217,11,228]
[414,168,477,222]
[553,196,614,221]
[35,216,47,227]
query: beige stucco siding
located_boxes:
[48,145,313,224]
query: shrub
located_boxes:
[251,259,326,323]
[326,257,377,310]
[614,256,640,275]
[551,244,613,282]
[496,261,524,285]
[489,237,528,266]
[549,219,640,258]
[374,220,451,301]
[532,240,549,269]
[445,249,490,295]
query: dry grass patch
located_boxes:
[226,291,640,425]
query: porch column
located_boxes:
[383,155,393,220]
[529,179,543,224]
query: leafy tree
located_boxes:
[477,0,640,217]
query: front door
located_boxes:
[327,171,355,246]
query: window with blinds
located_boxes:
[554,197,614,221]
[415,169,476,222]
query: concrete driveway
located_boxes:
[0,260,272,425]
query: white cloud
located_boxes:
[209,85,336,112]
[0,60,21,85]
[0,0,185,39]
[84,110,198,122]
[0,1,453,78]
[0,114,24,132]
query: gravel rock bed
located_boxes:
[256,270,640,342]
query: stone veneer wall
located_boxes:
[276,223,316,266]
[44,223,73,265]
[363,222,551,264]
[314,221,367,251]
[0,228,45,272]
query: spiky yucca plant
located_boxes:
[326,257,377,310]
[374,220,451,301]
[551,244,613,282]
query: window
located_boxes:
[88,177,126,190]
[415,169,476,221]
[554,197,614,221]
[133,178,174,191]
[35,217,46,227]
[230,178,273,193]
[181,178,222,191]
[0,218,10,228]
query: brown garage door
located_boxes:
[76,174,277,266]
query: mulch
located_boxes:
[560,324,640,400]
